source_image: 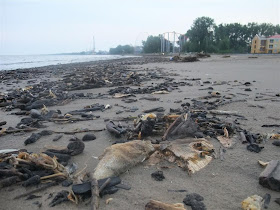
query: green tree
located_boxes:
[186,16,216,52]
[142,35,161,53]
[109,45,134,54]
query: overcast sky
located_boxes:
[0,0,279,55]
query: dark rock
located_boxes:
[244,88,252,91]
[259,160,280,191]
[99,186,118,197]
[272,141,280,146]
[44,151,71,163]
[39,130,53,136]
[62,180,73,187]
[30,109,41,119]
[72,182,91,195]
[183,193,206,210]
[263,193,271,209]
[151,171,165,181]
[247,144,264,153]
[67,138,85,156]
[82,133,96,141]
[24,133,41,145]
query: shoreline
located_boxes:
[0,55,280,210]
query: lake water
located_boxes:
[0,54,136,71]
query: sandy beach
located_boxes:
[0,54,280,210]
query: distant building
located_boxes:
[251,34,280,54]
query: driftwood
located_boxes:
[54,128,105,135]
[89,173,99,210]
[51,117,97,124]
[0,127,38,135]
[99,178,111,193]
[14,182,58,199]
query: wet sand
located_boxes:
[0,54,280,210]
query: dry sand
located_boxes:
[0,54,280,210]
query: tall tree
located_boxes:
[186,17,216,52]
[142,36,161,53]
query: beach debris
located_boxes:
[197,52,211,58]
[14,182,58,200]
[263,193,271,209]
[53,134,63,141]
[24,130,53,145]
[151,90,169,94]
[171,55,199,62]
[106,198,113,205]
[217,136,232,148]
[149,138,214,174]
[222,55,230,58]
[162,114,200,141]
[134,113,157,139]
[259,160,280,191]
[151,171,165,181]
[22,175,41,187]
[113,93,133,98]
[183,193,206,210]
[49,190,69,207]
[93,140,154,179]
[272,141,280,146]
[145,200,187,210]
[106,121,127,137]
[45,136,85,157]
[25,194,42,200]
[139,96,159,101]
[258,160,269,167]
[241,195,262,210]
[143,107,165,113]
[30,109,42,119]
[270,134,280,140]
[82,133,96,141]
[247,144,264,153]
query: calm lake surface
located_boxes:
[0,54,136,71]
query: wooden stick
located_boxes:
[53,128,105,135]
[89,173,99,210]
[14,182,58,199]
[99,178,111,193]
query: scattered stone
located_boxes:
[151,171,165,181]
[52,134,63,142]
[82,133,96,141]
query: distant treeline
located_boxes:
[141,17,280,54]
[183,17,280,53]
[109,45,134,54]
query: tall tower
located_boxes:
[93,36,95,54]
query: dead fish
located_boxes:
[93,140,154,179]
